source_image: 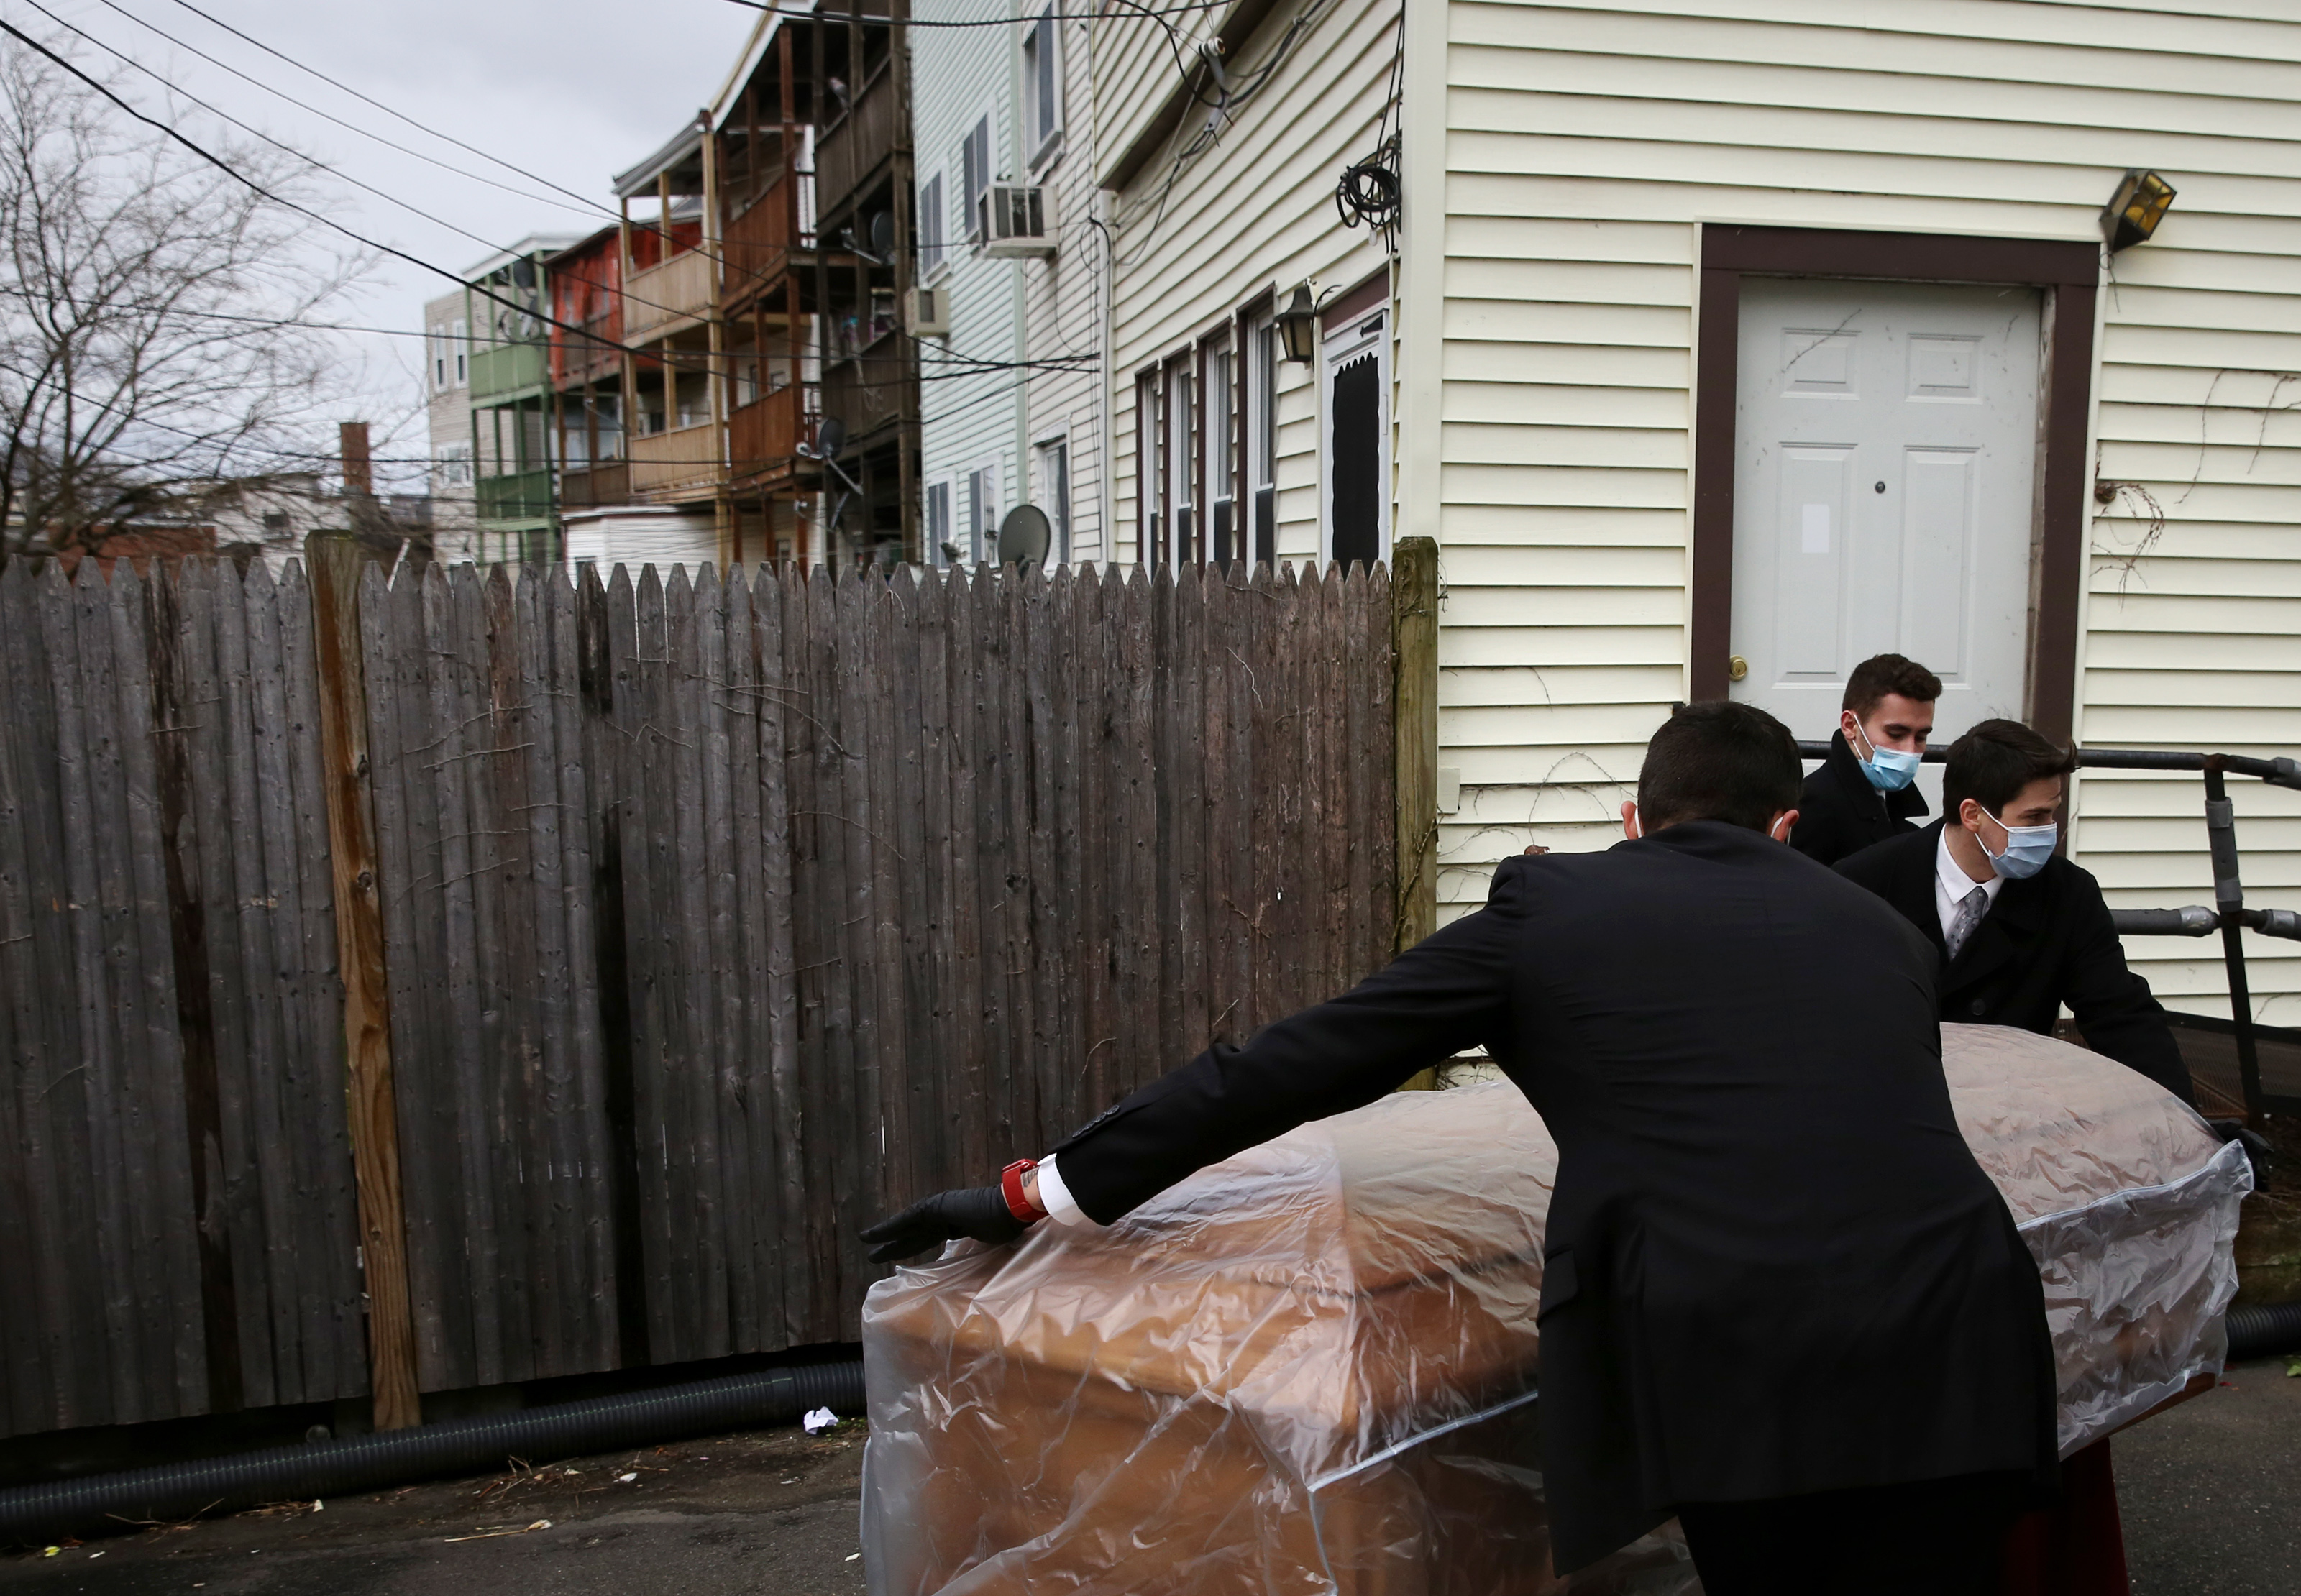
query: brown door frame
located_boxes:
[1690,225,2100,740]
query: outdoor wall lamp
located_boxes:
[2102,170,2176,252]
[1276,283,1321,362]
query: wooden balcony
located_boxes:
[476,469,553,523]
[823,340,911,441]
[562,462,631,510]
[630,423,720,496]
[815,65,899,216]
[728,383,815,487]
[725,173,802,293]
[470,341,548,400]
[624,248,715,342]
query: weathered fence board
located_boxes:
[1,554,1403,1439]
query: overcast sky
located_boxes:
[24,0,761,476]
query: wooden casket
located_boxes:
[861,1024,2248,1596]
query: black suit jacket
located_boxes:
[1790,730,1929,868]
[1835,822,2191,1102]
[1051,822,2055,1573]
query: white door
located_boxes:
[1729,278,2041,754]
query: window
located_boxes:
[1207,338,1235,567]
[430,325,451,390]
[1322,309,1389,569]
[918,170,946,278]
[1023,7,1061,163]
[1136,371,1162,567]
[452,318,468,386]
[926,479,955,563]
[960,115,992,242]
[438,442,472,486]
[966,462,1000,562]
[1035,436,1070,563]
[1166,357,1195,565]
[1246,308,1276,568]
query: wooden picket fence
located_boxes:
[0,546,1431,1439]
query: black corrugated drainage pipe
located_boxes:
[0,1359,864,1546]
[2225,1303,2301,1362]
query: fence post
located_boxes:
[305,533,421,1430]
[1391,538,1440,1089]
[1391,536,1440,952]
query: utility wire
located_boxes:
[725,0,1235,24]
[93,0,610,221]
[19,0,587,274]
[160,0,607,219]
[0,20,910,382]
[132,0,854,330]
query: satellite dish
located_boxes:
[997,504,1053,568]
[869,210,896,257]
[812,416,846,459]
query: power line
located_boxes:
[93,0,613,222]
[159,0,608,219]
[127,1,843,330]
[725,0,1235,25]
[19,0,570,271]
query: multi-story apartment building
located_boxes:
[421,288,480,564]
[912,0,1104,567]
[811,5,921,567]
[419,6,913,573]
[462,234,580,563]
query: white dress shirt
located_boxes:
[1035,1153,1095,1227]
[1934,825,2003,947]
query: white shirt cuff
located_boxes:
[1035,1154,1097,1228]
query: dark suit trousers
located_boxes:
[1678,1471,2031,1595]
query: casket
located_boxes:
[861,1024,2249,1596]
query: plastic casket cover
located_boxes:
[861,1024,2249,1596]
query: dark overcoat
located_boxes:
[1836,820,2192,1102]
[1790,729,1929,868]
[1051,821,2057,1573]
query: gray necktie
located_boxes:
[1947,885,1989,960]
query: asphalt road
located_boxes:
[0,1421,866,1596]
[2117,1356,2301,1596]
[1,1362,2292,1595]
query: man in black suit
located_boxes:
[866,702,2054,1595]
[1790,652,1940,867]
[1836,717,2191,1103]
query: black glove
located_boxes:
[861,1185,1028,1264]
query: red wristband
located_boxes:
[1001,1158,1046,1223]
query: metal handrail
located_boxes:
[1796,738,2300,1119]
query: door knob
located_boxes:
[1728,654,1749,682]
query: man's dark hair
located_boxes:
[1943,719,2076,817]
[1842,653,1943,718]
[1637,701,1803,833]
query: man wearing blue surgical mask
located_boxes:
[1789,653,1939,867]
[1836,718,2191,1103]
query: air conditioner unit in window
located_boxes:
[905,285,951,337]
[979,183,1055,257]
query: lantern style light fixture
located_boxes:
[2101,170,2176,252]
[1275,283,1321,363]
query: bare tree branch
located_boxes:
[0,29,371,564]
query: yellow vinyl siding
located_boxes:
[1427,0,2301,1027]
[1102,0,1397,564]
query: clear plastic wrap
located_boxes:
[861,1023,2246,1595]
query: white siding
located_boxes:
[1430,0,2301,1024]
[1023,10,1108,559]
[1099,0,1398,565]
[914,0,1026,553]
[421,288,480,564]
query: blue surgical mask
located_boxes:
[1851,720,1922,792]
[1980,808,2057,880]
